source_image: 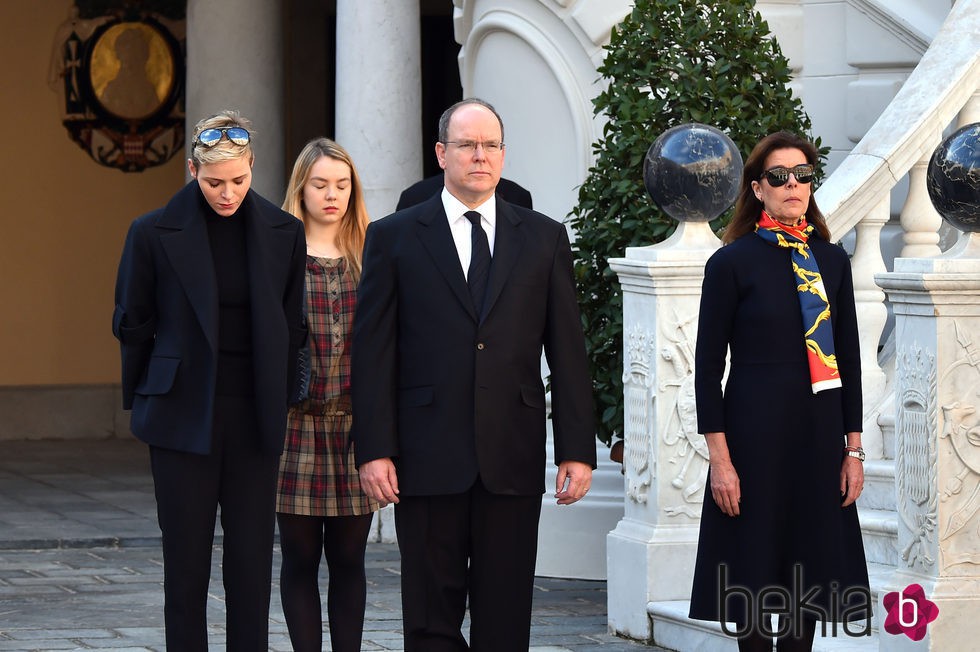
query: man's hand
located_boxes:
[359,458,400,507]
[555,461,592,505]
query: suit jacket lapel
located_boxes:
[158,183,219,353]
[416,198,479,321]
[482,198,523,322]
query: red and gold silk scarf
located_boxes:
[755,211,841,393]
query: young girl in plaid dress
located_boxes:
[277,138,379,652]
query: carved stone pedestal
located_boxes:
[606,222,720,640]
[876,233,980,649]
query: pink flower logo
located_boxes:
[883,584,939,641]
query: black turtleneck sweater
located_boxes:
[204,206,254,396]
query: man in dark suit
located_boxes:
[352,98,596,651]
[396,171,533,211]
[113,111,307,651]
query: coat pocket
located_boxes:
[520,384,545,409]
[135,356,180,396]
[112,304,156,343]
[398,385,434,408]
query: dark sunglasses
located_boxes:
[761,164,814,187]
[195,127,251,147]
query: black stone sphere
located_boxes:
[927,122,980,232]
[643,123,742,223]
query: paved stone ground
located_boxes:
[0,439,663,651]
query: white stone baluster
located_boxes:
[852,196,890,449]
[958,91,980,127]
[900,155,944,258]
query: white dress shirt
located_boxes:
[441,188,496,280]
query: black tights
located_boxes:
[737,617,816,652]
[277,512,374,652]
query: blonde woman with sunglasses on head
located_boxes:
[275,138,379,652]
[112,110,307,651]
[688,132,871,652]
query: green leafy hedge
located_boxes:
[569,0,825,445]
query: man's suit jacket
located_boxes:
[396,173,533,211]
[113,182,307,455]
[351,193,595,496]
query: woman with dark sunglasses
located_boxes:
[113,110,307,650]
[688,132,871,651]
[275,138,379,652]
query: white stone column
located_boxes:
[876,233,980,650]
[186,0,285,201]
[606,222,721,641]
[336,0,422,221]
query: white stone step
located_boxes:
[876,395,895,452]
[861,459,896,511]
[647,600,735,652]
[648,601,879,651]
[859,507,900,567]
[854,460,899,568]
[867,560,894,618]
[647,563,893,651]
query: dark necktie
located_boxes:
[465,211,491,315]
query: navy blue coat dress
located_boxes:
[689,232,870,627]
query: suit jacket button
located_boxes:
[477,343,485,350]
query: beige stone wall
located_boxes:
[0,1,184,387]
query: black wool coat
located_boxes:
[113,182,307,455]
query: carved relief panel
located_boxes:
[659,309,708,519]
[938,321,980,573]
[896,341,939,572]
[623,326,655,504]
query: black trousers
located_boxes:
[149,395,280,652]
[394,476,543,652]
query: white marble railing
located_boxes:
[814,0,980,456]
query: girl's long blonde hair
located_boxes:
[282,138,370,279]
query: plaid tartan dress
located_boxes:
[276,256,379,516]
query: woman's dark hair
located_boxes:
[723,131,830,244]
